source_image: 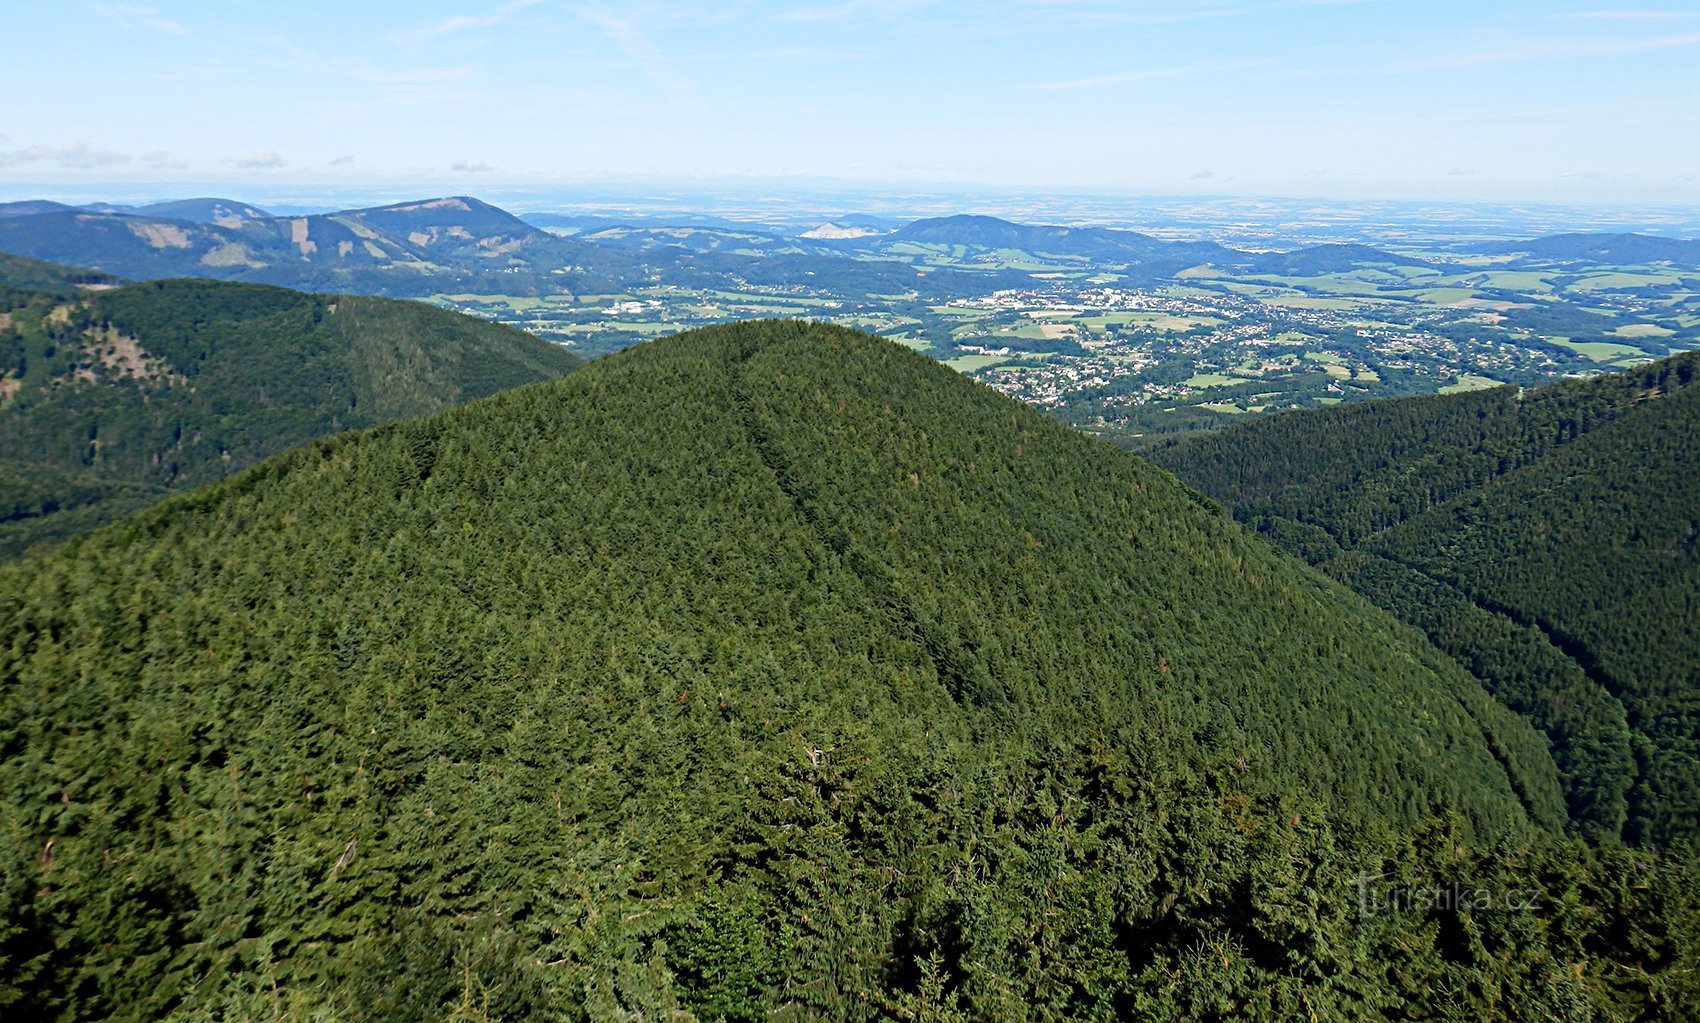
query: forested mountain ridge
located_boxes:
[1147,351,1700,845]
[887,214,1233,263]
[1484,232,1700,267]
[0,196,547,285]
[0,197,1037,300]
[126,197,273,225]
[0,251,123,297]
[0,274,580,557]
[2,321,1695,1021]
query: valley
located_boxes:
[6,193,1692,445]
[435,255,1696,441]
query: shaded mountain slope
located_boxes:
[0,251,124,297]
[1148,351,1700,843]
[0,196,558,289]
[0,277,580,556]
[888,214,1231,264]
[1486,232,1700,267]
[8,322,1698,1021]
[0,198,1022,300]
[0,200,76,219]
[1246,242,1430,275]
[129,198,273,225]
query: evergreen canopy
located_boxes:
[1,322,1695,1021]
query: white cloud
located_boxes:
[0,143,132,169]
[141,150,188,170]
[450,160,493,172]
[231,152,288,170]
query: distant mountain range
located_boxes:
[0,196,1031,298]
[1482,231,1700,267]
[17,195,1681,292]
[0,196,272,224]
[1,196,1694,340]
[0,196,551,289]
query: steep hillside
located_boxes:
[0,252,124,297]
[0,277,580,556]
[2,322,1694,1022]
[1148,352,1700,843]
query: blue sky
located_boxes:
[3,1,1698,202]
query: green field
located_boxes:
[1569,271,1687,291]
[1250,274,1390,297]
[1612,323,1675,338]
[1550,339,1651,361]
[1269,294,1389,311]
[433,294,551,312]
[1408,287,1482,305]
[1440,373,1504,393]
[1079,311,1221,331]
[945,353,1011,372]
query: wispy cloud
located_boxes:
[1564,8,1700,20]
[0,142,132,169]
[87,3,188,35]
[1051,5,1254,27]
[393,0,549,44]
[781,0,942,22]
[450,160,493,172]
[231,152,288,170]
[329,155,356,166]
[1032,59,1263,91]
[580,6,694,93]
[1013,0,1375,28]
[349,66,473,84]
[1282,31,1700,78]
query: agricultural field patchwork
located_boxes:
[414,225,1700,442]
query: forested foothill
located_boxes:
[2,322,1695,1021]
[0,262,579,557]
[1150,351,1700,847]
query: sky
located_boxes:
[2,1,1699,204]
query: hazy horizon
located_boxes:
[7,179,1700,247]
[4,1,1699,204]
